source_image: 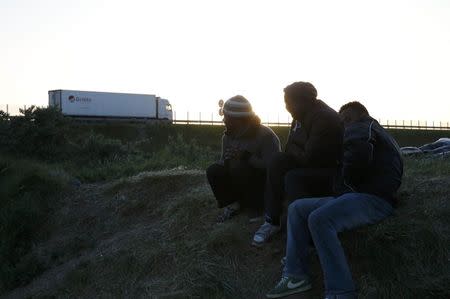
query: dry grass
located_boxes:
[2,157,449,299]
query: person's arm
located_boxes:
[342,120,376,186]
[288,113,343,167]
[248,133,281,169]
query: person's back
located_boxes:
[339,113,403,204]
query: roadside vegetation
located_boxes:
[0,107,449,298]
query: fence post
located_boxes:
[6,104,8,114]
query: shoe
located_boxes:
[280,256,286,266]
[216,204,239,223]
[252,221,281,246]
[266,276,312,298]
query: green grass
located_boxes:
[0,156,70,292]
[2,157,448,298]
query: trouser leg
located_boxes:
[206,163,235,208]
[264,152,298,225]
[307,193,394,297]
[283,197,334,279]
[229,163,266,211]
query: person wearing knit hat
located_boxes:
[222,95,255,118]
[206,95,281,223]
[252,81,344,247]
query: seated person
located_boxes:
[266,101,404,299]
[252,82,343,246]
[206,95,281,222]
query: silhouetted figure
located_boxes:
[206,95,281,222]
[266,101,403,299]
[252,82,343,246]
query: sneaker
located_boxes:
[252,221,281,246]
[216,205,239,223]
[266,276,312,298]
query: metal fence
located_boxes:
[172,111,450,131]
[2,104,449,130]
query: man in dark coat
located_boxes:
[252,82,343,246]
[206,95,281,222]
[265,101,403,299]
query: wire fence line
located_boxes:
[172,111,450,131]
[173,119,450,130]
[1,104,449,131]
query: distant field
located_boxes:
[70,122,449,148]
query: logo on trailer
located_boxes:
[68,95,92,103]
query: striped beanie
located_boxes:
[223,95,255,118]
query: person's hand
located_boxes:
[224,147,249,160]
[233,149,246,160]
[224,147,237,160]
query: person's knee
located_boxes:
[308,209,332,233]
[288,200,308,220]
[228,163,251,179]
[206,163,225,180]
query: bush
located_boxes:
[0,106,69,160]
[73,131,126,162]
[0,157,68,292]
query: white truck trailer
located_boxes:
[48,90,173,121]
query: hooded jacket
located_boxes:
[337,117,404,204]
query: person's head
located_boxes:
[339,101,370,126]
[283,82,318,120]
[222,95,256,133]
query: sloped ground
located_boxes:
[2,159,450,299]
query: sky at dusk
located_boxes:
[1,0,450,122]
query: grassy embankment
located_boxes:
[1,107,449,298]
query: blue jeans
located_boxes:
[283,193,394,298]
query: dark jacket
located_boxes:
[338,117,403,204]
[285,99,343,168]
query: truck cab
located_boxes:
[157,98,173,121]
